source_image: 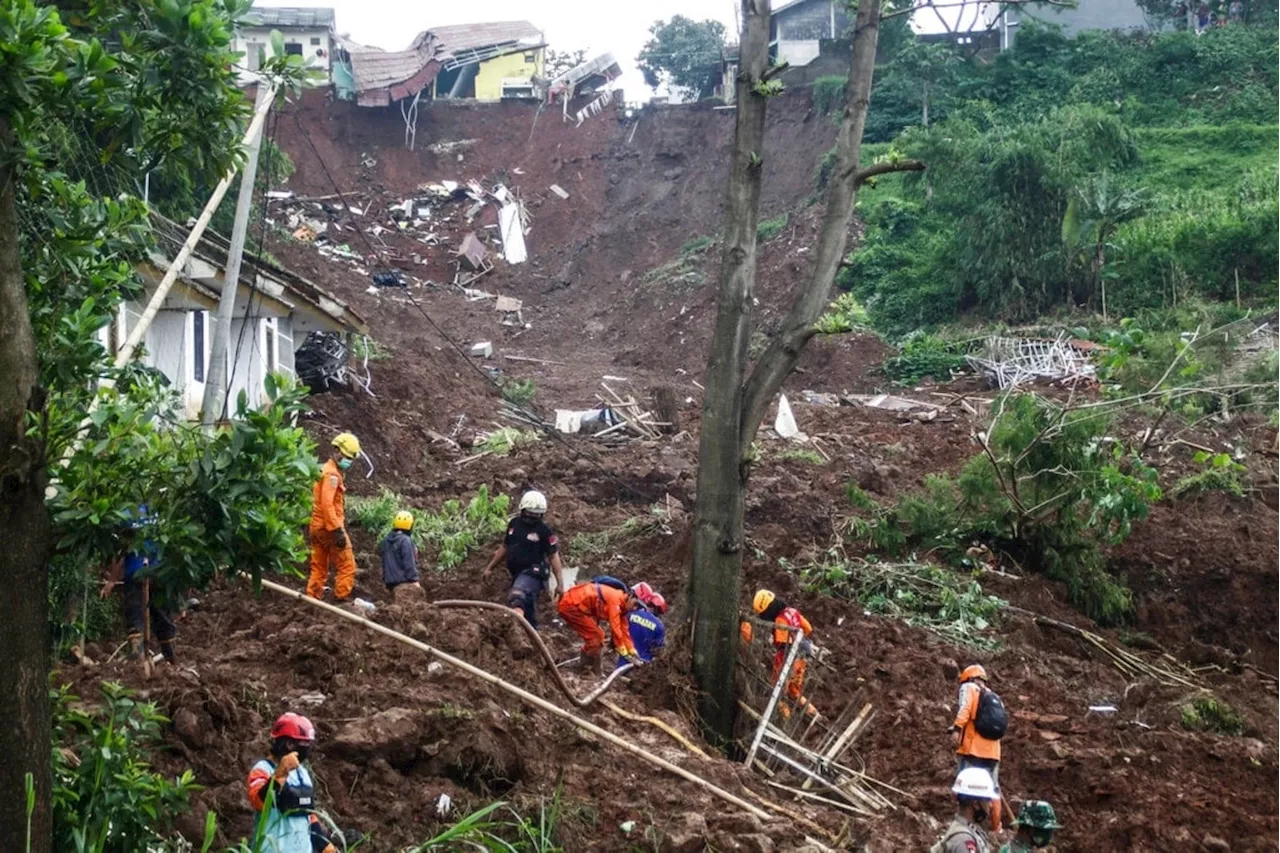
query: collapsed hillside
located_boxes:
[70,86,1280,851]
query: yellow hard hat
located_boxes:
[752,589,775,615]
[393,510,414,531]
[332,432,361,458]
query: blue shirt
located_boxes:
[617,610,664,668]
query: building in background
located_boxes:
[235,6,336,84]
[770,0,852,67]
[991,1,1152,49]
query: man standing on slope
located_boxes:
[933,767,999,853]
[951,664,1007,832]
[307,432,361,601]
[482,490,565,628]
[747,589,819,720]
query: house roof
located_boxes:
[341,20,543,106]
[243,6,335,29]
[149,215,369,336]
[773,0,827,16]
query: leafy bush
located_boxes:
[349,486,511,570]
[883,332,968,383]
[52,683,198,852]
[479,427,539,456]
[1174,451,1247,498]
[566,506,671,561]
[1180,696,1246,736]
[408,794,565,852]
[815,292,871,335]
[353,336,390,362]
[501,379,537,406]
[812,75,847,115]
[843,395,1161,625]
[776,448,825,466]
[756,212,789,242]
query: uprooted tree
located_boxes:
[688,0,1065,744]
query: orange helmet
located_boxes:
[958,664,988,684]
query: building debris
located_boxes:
[774,393,803,440]
[371,270,407,287]
[470,341,494,359]
[498,201,528,264]
[425,139,478,156]
[966,335,1098,390]
[457,232,487,271]
[549,184,570,200]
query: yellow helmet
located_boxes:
[332,432,361,458]
[393,510,414,531]
[752,589,775,615]
[959,664,988,684]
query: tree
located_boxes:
[637,16,727,100]
[690,0,1073,744]
[887,39,961,127]
[545,47,588,80]
[0,1,260,848]
[1063,172,1146,319]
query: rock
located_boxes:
[1242,738,1269,763]
[1202,833,1231,851]
[329,707,421,769]
[663,167,685,180]
[172,707,205,749]
[662,812,708,853]
[730,835,775,853]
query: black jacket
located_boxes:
[378,529,419,585]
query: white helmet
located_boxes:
[952,767,998,800]
[518,490,547,515]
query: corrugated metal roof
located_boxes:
[342,20,543,105]
[244,6,336,29]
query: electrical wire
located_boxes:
[286,111,657,503]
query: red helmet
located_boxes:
[271,712,316,743]
[633,582,655,602]
[646,593,668,615]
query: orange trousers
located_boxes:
[307,529,356,600]
[772,654,808,702]
[558,600,606,655]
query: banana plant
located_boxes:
[1062,172,1146,319]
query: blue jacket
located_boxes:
[617,610,665,668]
[378,529,418,586]
[247,760,317,853]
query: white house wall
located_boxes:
[776,39,822,66]
[235,28,332,84]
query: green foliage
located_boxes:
[1174,451,1247,498]
[501,378,538,406]
[566,506,670,561]
[813,75,847,115]
[1180,696,1246,736]
[883,333,967,383]
[756,212,789,241]
[480,427,539,457]
[353,336,390,361]
[52,683,198,852]
[349,486,511,570]
[752,78,785,98]
[643,236,713,288]
[792,551,1004,649]
[815,292,871,335]
[408,794,565,852]
[776,448,825,466]
[845,395,1161,625]
[636,16,726,100]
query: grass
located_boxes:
[407,791,567,852]
[776,448,825,466]
[346,486,510,570]
[566,506,671,561]
[643,236,715,288]
[501,378,537,406]
[1131,124,1278,194]
[1180,696,1245,736]
[756,212,789,242]
[353,336,390,362]
[478,427,539,456]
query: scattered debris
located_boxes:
[966,335,1098,390]
[800,390,841,407]
[470,342,494,359]
[549,184,570,200]
[775,394,804,440]
[498,200,528,264]
[425,139,478,156]
[555,406,621,435]
[457,232,487,271]
[371,270,406,287]
[294,332,351,392]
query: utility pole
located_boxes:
[201,82,276,426]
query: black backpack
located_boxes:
[974,686,1008,740]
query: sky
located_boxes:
[252,0,988,102]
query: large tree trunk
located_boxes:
[689,0,772,746]
[740,0,884,445]
[0,121,54,853]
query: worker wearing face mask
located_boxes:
[307,432,361,602]
[999,801,1063,852]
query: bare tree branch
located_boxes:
[883,0,1076,21]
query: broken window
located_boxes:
[284,42,303,56]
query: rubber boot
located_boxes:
[126,633,145,661]
[582,651,603,676]
[160,639,176,664]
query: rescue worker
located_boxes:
[748,589,818,720]
[100,506,176,664]
[999,801,1063,852]
[481,490,565,628]
[618,582,667,668]
[557,579,644,673]
[952,664,1004,831]
[378,510,421,600]
[933,766,998,853]
[246,713,341,853]
[307,433,361,602]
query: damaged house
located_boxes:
[102,215,368,420]
[235,6,336,84]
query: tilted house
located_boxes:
[101,215,367,420]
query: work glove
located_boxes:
[799,638,815,657]
[622,649,644,666]
[332,528,348,549]
[273,751,300,783]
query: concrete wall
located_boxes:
[773,0,851,67]
[236,27,332,84]
[474,48,544,100]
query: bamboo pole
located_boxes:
[260,580,771,821]
[744,623,805,768]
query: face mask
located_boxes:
[337,458,353,471]
[1031,830,1054,848]
[972,807,988,825]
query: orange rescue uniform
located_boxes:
[307,458,356,600]
[557,582,637,658]
[953,681,1001,761]
[769,607,814,712]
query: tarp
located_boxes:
[498,202,527,264]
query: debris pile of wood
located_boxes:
[966,335,1098,390]
[591,382,668,441]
